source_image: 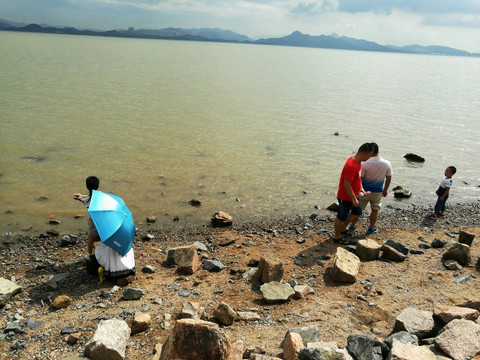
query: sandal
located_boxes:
[331,236,349,245]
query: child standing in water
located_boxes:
[429,166,456,218]
[74,175,100,254]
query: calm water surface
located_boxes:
[1,32,479,234]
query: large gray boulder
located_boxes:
[283,325,320,346]
[393,307,435,339]
[84,319,130,360]
[384,331,418,349]
[346,334,389,360]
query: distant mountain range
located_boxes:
[1,19,478,57]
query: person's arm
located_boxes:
[344,180,359,207]
[382,175,392,197]
[73,193,87,201]
[440,187,450,200]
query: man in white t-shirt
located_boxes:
[348,142,392,235]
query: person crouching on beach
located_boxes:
[74,176,136,283]
[74,175,100,254]
[332,143,373,244]
[429,166,456,219]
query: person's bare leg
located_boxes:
[369,209,379,229]
[345,213,359,230]
[334,217,344,239]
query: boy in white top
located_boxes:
[349,143,392,235]
[429,166,456,218]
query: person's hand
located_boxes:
[353,198,359,207]
[382,189,388,197]
[73,193,82,200]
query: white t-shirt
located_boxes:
[361,156,393,193]
[80,195,91,208]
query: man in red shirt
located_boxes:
[333,143,373,243]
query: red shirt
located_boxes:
[337,156,362,201]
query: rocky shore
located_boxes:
[1,201,480,359]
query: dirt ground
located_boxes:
[1,210,480,359]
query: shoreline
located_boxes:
[3,200,480,240]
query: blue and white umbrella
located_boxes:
[88,190,135,256]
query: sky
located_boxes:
[1,0,480,53]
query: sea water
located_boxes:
[1,31,479,234]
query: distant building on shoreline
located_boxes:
[125,27,188,38]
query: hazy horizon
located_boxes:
[1,0,479,53]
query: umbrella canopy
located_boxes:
[88,190,135,256]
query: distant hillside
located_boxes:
[1,20,477,57]
[253,31,477,57]
[183,28,250,42]
[388,44,471,56]
[254,31,398,53]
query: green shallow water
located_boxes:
[1,32,479,234]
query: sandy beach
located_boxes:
[1,201,479,359]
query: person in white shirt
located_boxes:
[348,143,392,235]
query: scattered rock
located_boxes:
[51,295,72,309]
[293,284,314,299]
[202,259,225,272]
[260,281,295,303]
[404,153,425,162]
[431,238,447,248]
[122,288,144,300]
[356,239,382,261]
[442,243,471,266]
[384,331,419,349]
[166,245,198,266]
[257,255,284,284]
[327,203,339,212]
[330,247,360,283]
[458,230,475,246]
[84,319,130,360]
[434,319,480,360]
[283,332,303,360]
[434,305,480,324]
[283,325,320,346]
[394,189,412,198]
[443,259,463,270]
[180,301,204,320]
[130,312,151,335]
[346,334,389,360]
[0,277,22,306]
[388,339,436,359]
[393,307,435,339]
[213,302,238,325]
[159,318,230,360]
[211,211,233,227]
[146,216,157,223]
[189,199,202,207]
[177,247,201,274]
[142,265,157,274]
